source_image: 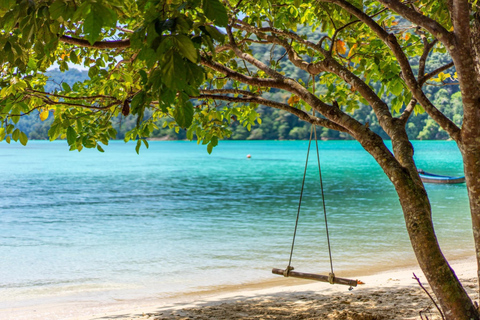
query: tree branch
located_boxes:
[320,56,396,130]
[234,20,396,136]
[116,27,134,33]
[200,57,370,137]
[328,7,391,55]
[419,62,455,86]
[225,25,285,80]
[319,0,461,142]
[418,38,438,79]
[28,94,118,110]
[375,0,454,47]
[424,82,459,87]
[412,273,445,320]
[233,19,325,54]
[200,89,259,96]
[197,94,349,133]
[107,52,139,76]
[59,35,131,49]
[3,106,42,117]
[399,98,418,124]
[200,57,286,90]
[25,89,120,101]
[232,21,326,74]
[451,0,471,49]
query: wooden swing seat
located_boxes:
[272,268,358,287]
[273,116,362,289]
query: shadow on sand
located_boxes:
[91,277,478,320]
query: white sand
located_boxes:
[2,257,477,320]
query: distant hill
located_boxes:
[18,44,460,141]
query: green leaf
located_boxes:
[142,138,149,149]
[207,142,213,154]
[27,58,38,70]
[107,128,117,139]
[139,69,148,85]
[131,91,146,114]
[175,16,192,33]
[414,103,425,115]
[202,34,215,56]
[203,0,228,27]
[12,128,19,141]
[184,60,204,87]
[83,4,103,45]
[135,139,141,154]
[16,102,29,112]
[97,144,105,152]
[66,126,76,145]
[173,102,194,128]
[70,51,78,64]
[62,82,71,93]
[173,35,198,63]
[88,66,99,78]
[391,80,403,96]
[48,123,59,141]
[19,131,28,146]
[160,50,186,90]
[160,50,175,89]
[123,72,133,84]
[186,126,195,140]
[1,11,16,32]
[83,3,116,45]
[49,0,69,21]
[6,124,14,134]
[211,136,218,147]
[204,25,225,43]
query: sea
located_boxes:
[0,140,474,311]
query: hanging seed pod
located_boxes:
[122,100,130,116]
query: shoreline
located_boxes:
[2,256,476,320]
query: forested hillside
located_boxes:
[19,45,459,141]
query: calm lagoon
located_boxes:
[0,140,473,307]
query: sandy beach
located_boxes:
[2,257,477,320]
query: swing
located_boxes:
[272,90,360,288]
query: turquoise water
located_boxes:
[0,140,473,305]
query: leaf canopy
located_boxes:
[0,0,460,153]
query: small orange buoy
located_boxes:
[246,154,251,158]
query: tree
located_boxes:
[0,0,479,318]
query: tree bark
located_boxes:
[450,17,480,298]
[395,174,478,320]
[471,12,480,84]
[356,129,479,320]
[462,140,480,304]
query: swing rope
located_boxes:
[285,124,314,274]
[285,75,335,283]
[314,120,335,280]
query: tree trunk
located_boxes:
[395,178,478,320]
[466,14,480,295]
[357,131,479,319]
[461,138,480,302]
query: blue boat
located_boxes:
[418,170,466,184]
